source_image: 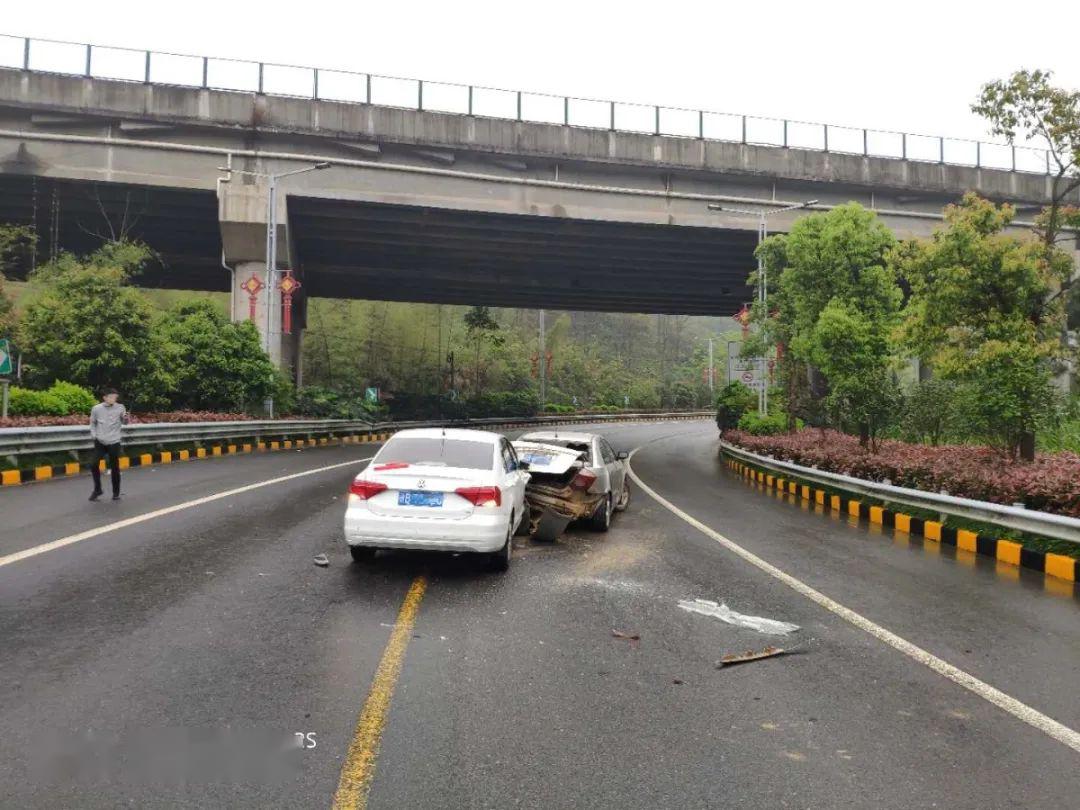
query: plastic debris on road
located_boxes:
[677,598,800,635]
[312,554,329,567]
[717,646,788,667]
[611,629,641,641]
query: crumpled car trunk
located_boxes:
[513,441,605,541]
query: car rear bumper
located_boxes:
[343,510,508,553]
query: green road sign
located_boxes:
[0,339,11,376]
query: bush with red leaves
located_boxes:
[725,428,1080,519]
[0,410,258,429]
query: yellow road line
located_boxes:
[332,576,428,810]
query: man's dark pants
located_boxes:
[91,440,121,496]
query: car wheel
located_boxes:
[350,546,376,564]
[615,481,631,512]
[488,519,513,572]
[589,494,612,532]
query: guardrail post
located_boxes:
[823,124,829,153]
[564,96,569,126]
[469,86,474,116]
[654,105,660,136]
[516,90,522,121]
[417,80,423,111]
[698,110,704,140]
[741,115,746,144]
[862,128,867,156]
[1011,145,1016,171]
[609,101,615,131]
[144,51,151,84]
[939,136,944,164]
[901,132,907,160]
[22,38,30,70]
[257,62,264,94]
[976,141,981,168]
[201,56,208,88]
[365,74,371,104]
[313,69,319,100]
[784,120,789,148]
[84,45,92,77]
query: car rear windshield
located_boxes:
[374,438,494,470]
[526,438,591,462]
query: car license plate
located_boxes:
[398,491,444,507]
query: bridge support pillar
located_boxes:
[220,181,304,383]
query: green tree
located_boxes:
[753,203,900,445]
[463,305,504,396]
[19,242,175,408]
[973,70,1080,342]
[157,299,276,411]
[0,224,34,338]
[893,194,1073,459]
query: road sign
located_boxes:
[727,340,766,392]
[0,339,11,376]
[365,387,380,403]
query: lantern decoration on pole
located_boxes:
[732,303,752,339]
[277,270,301,335]
[239,273,265,323]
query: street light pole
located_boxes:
[538,309,546,408]
[707,199,817,415]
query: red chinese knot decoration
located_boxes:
[239,274,265,323]
[277,270,301,335]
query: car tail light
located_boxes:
[349,480,388,500]
[571,469,597,490]
[374,462,409,471]
[455,486,502,507]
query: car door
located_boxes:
[500,439,528,525]
[599,438,625,497]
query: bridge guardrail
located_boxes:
[720,439,1080,546]
[0,33,1052,175]
[0,411,711,460]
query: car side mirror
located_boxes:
[616,451,629,461]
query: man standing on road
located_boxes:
[89,388,128,501]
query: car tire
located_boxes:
[350,546,376,564]
[589,494,612,532]
[615,481,631,512]
[488,520,513,572]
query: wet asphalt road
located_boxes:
[0,419,1077,808]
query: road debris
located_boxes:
[611,629,641,641]
[672,678,684,685]
[312,554,329,567]
[678,598,800,635]
[717,646,789,668]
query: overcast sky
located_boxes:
[3,1,1078,146]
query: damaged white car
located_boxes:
[512,432,630,541]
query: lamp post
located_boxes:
[218,161,331,356]
[707,199,817,414]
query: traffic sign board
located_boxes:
[0,339,11,376]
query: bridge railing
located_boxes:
[0,33,1054,176]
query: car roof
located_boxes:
[385,427,501,443]
[520,431,597,443]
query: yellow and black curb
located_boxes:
[725,458,1079,588]
[0,432,394,488]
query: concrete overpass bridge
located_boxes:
[0,34,1076,372]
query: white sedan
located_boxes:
[344,428,529,571]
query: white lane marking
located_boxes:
[627,452,1080,755]
[0,457,373,570]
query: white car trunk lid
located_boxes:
[363,463,492,519]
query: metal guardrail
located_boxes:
[719,440,1080,546]
[0,411,711,459]
[0,33,1053,175]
